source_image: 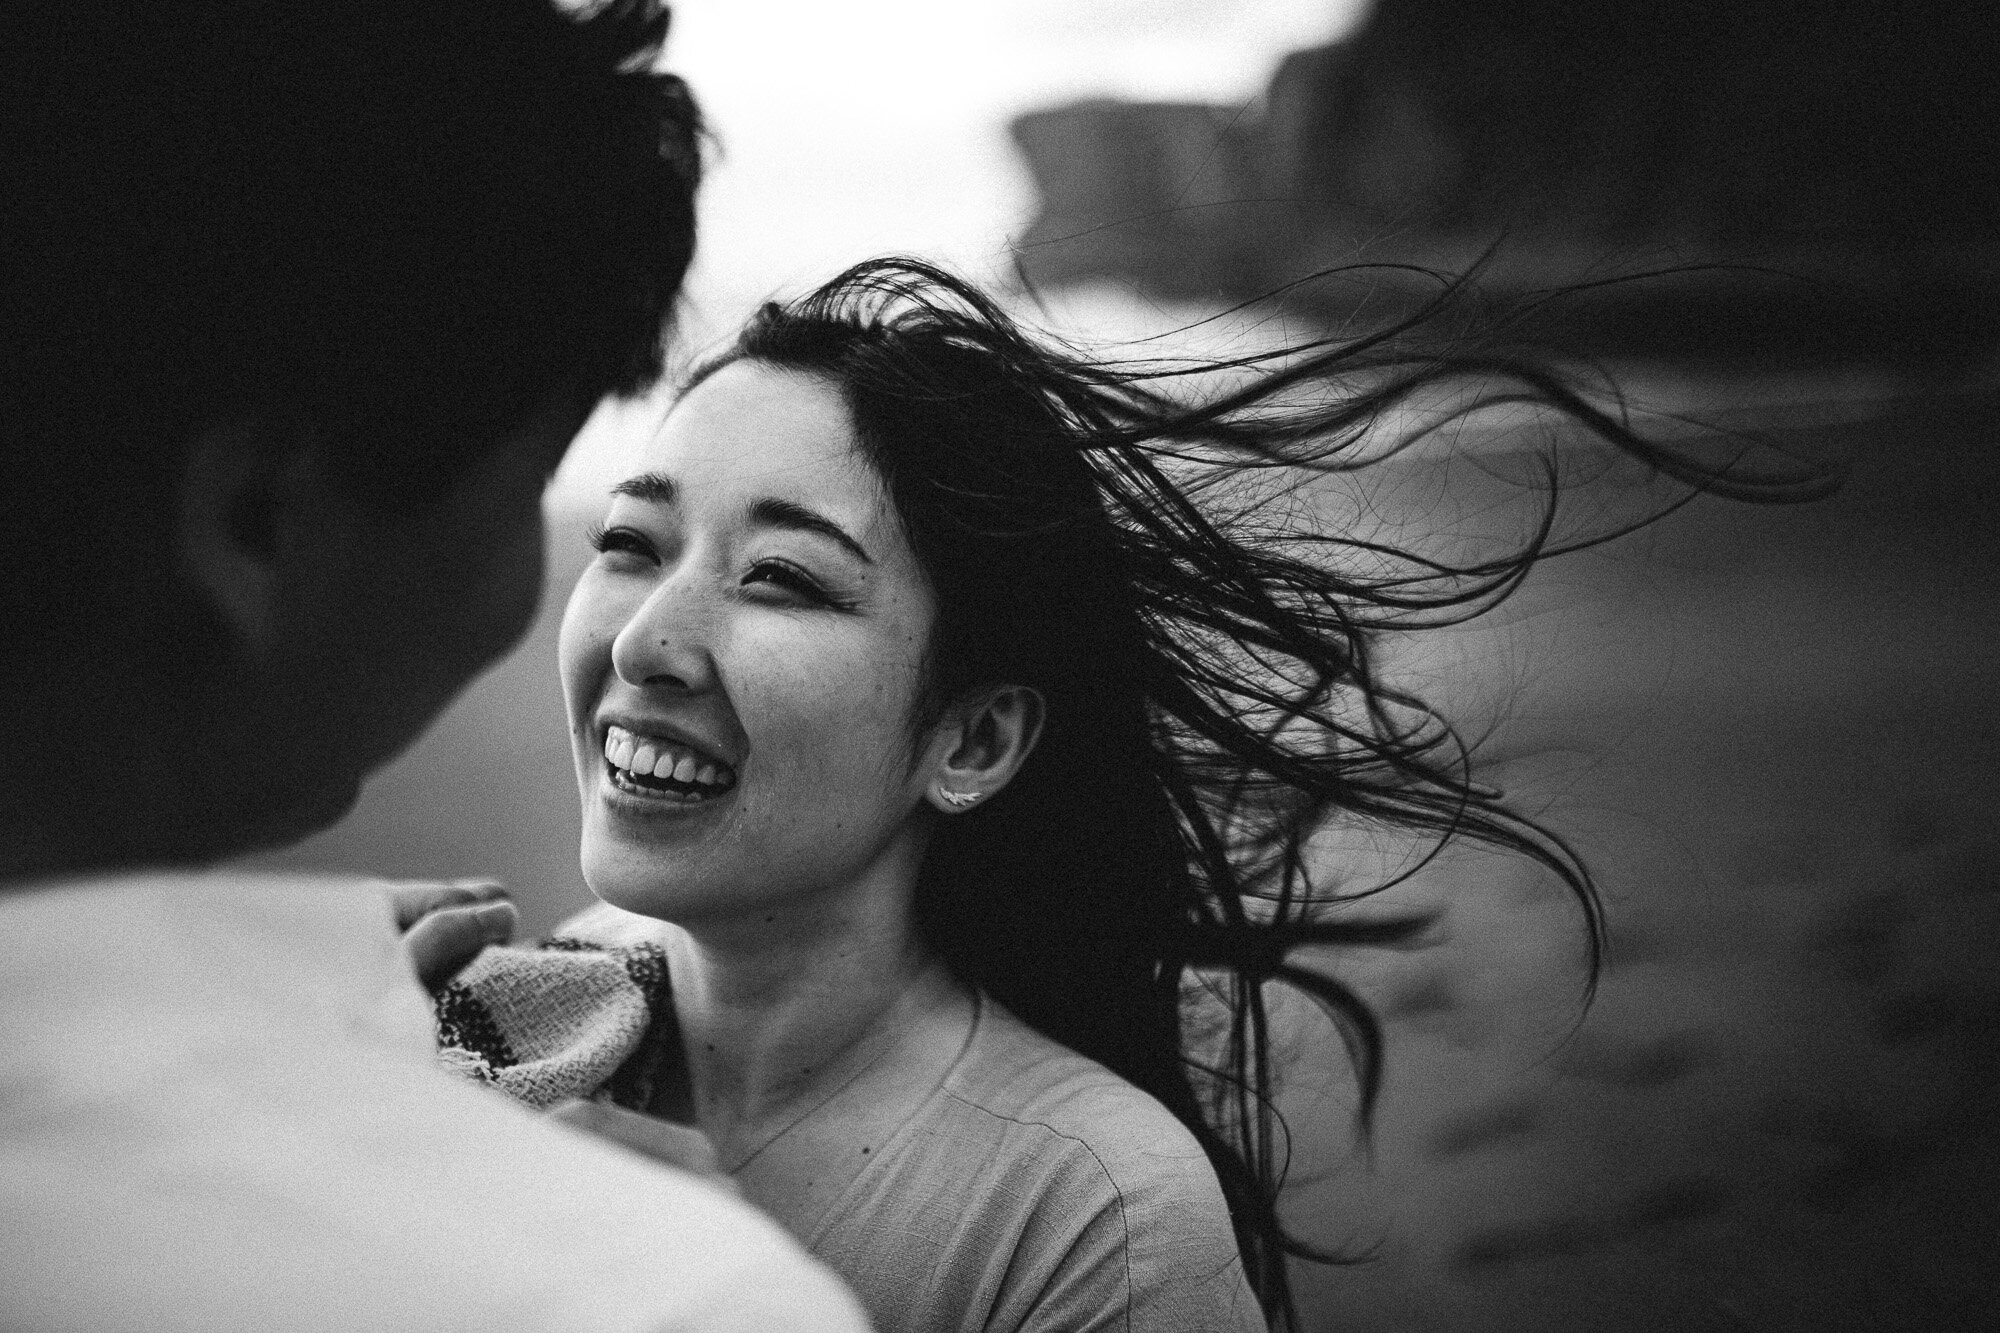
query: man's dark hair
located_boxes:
[1,0,702,523]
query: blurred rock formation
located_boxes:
[1014,6,2000,1330]
[1012,0,2000,367]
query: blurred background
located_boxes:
[256,2,2000,1328]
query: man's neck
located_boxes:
[0,793,189,888]
[0,794,290,890]
[0,719,353,890]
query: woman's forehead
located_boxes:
[637,360,908,556]
[652,363,875,497]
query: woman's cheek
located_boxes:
[741,647,898,773]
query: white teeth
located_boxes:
[603,724,737,793]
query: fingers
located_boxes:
[548,1099,733,1186]
[402,898,518,990]
[384,877,509,930]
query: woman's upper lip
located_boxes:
[595,711,740,769]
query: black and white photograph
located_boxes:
[4,3,1996,1330]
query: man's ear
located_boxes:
[922,684,1045,815]
[175,418,311,653]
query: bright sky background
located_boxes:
[554,0,1368,499]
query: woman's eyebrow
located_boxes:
[610,471,676,505]
[748,496,874,564]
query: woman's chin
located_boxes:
[580,842,714,921]
[580,845,814,936]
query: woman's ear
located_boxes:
[923,684,1045,815]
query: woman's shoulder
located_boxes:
[817,995,1265,1333]
[937,996,1217,1194]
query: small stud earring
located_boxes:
[937,788,982,808]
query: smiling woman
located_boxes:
[561,361,952,929]
[433,257,1827,1333]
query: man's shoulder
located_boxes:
[4,1056,871,1332]
[0,870,871,1332]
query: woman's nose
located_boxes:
[608,577,718,694]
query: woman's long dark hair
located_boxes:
[689,257,1832,1329]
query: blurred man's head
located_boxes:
[0,1,702,877]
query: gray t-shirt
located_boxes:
[806,995,1269,1333]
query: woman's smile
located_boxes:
[600,724,739,806]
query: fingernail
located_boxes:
[474,902,517,934]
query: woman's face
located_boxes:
[559,359,939,927]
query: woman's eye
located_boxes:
[586,524,657,565]
[744,560,844,608]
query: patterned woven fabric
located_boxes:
[433,920,676,1112]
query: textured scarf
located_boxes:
[433,906,678,1112]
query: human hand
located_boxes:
[384,878,519,990]
[548,1098,736,1190]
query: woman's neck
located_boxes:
[659,877,958,1147]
